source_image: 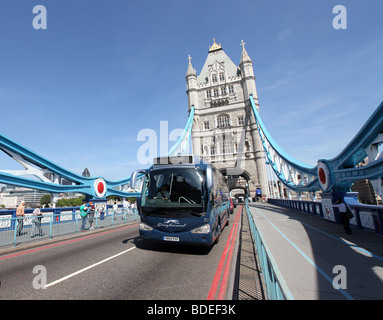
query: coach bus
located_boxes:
[130,155,231,246]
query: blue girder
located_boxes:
[0,106,195,199]
[0,133,139,198]
[1,94,382,198]
[168,106,194,155]
[249,94,383,194]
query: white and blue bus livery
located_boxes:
[130,155,231,246]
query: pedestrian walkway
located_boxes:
[247,202,383,300]
[235,205,266,300]
[0,210,139,250]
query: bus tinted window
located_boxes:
[142,168,207,216]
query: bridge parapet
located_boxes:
[0,204,139,247]
[268,197,383,235]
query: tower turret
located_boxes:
[239,40,260,110]
[185,54,198,112]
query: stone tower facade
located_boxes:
[185,39,269,198]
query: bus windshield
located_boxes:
[141,168,207,217]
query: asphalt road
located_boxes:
[0,207,242,300]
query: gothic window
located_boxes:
[219,73,225,81]
[203,121,210,130]
[212,74,217,83]
[219,134,234,155]
[211,145,216,156]
[221,86,227,95]
[206,90,211,98]
[223,141,234,154]
[238,116,245,126]
[217,115,231,128]
[213,88,219,97]
[229,85,234,94]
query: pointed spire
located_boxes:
[209,38,222,52]
[186,54,196,76]
[240,40,252,64]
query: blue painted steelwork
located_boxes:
[1,92,381,199]
[168,106,194,155]
[0,106,195,199]
[249,94,383,195]
[317,100,383,193]
[0,133,138,199]
[249,95,319,193]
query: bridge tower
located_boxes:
[185,39,269,199]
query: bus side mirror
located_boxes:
[206,167,213,189]
[130,169,147,189]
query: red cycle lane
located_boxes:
[207,205,242,300]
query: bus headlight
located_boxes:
[139,222,153,231]
[191,224,210,234]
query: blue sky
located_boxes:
[0,0,382,181]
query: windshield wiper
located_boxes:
[191,212,202,217]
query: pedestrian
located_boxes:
[31,204,44,237]
[127,200,132,216]
[88,201,95,230]
[16,201,26,236]
[122,199,129,217]
[333,198,353,235]
[113,201,118,219]
[80,200,89,231]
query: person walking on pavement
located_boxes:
[333,198,353,235]
[88,201,95,230]
[31,204,44,237]
[16,201,26,236]
[122,199,129,218]
[80,200,89,231]
[113,201,118,220]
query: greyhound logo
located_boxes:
[158,219,186,228]
[167,220,180,224]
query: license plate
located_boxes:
[163,236,179,242]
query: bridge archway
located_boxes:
[218,168,252,197]
[230,187,247,201]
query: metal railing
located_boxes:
[244,200,294,300]
[0,205,139,248]
[268,198,323,216]
[268,198,383,235]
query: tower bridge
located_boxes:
[0,39,382,207]
[1,39,383,301]
[186,39,268,200]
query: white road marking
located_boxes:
[44,247,136,288]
